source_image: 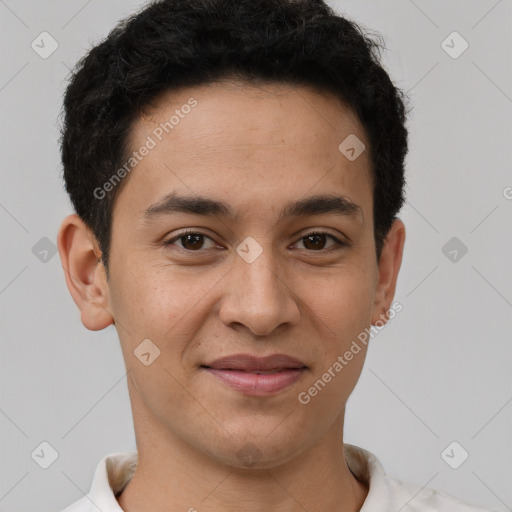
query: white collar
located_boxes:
[63,444,490,512]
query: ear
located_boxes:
[57,214,114,331]
[370,218,406,325]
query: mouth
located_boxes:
[200,353,307,395]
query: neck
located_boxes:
[117,383,368,512]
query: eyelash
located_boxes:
[162,229,347,253]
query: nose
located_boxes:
[218,246,300,336]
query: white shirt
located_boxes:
[60,444,494,512]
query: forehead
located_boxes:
[134,79,366,151]
[114,80,372,224]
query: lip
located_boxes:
[203,353,306,371]
[201,353,307,396]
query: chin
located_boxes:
[206,429,309,470]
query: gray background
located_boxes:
[0,0,511,511]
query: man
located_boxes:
[56,0,493,510]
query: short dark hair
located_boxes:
[60,0,410,278]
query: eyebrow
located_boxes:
[142,192,364,224]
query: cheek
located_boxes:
[300,263,376,342]
[110,262,228,390]
[112,272,200,419]
[109,260,202,336]
[295,272,373,423]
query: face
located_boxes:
[59,80,405,470]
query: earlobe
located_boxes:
[57,214,114,331]
[371,218,406,326]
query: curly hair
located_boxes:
[60,0,410,278]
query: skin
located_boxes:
[57,79,405,512]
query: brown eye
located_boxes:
[163,231,218,251]
[179,233,204,250]
[295,231,345,252]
